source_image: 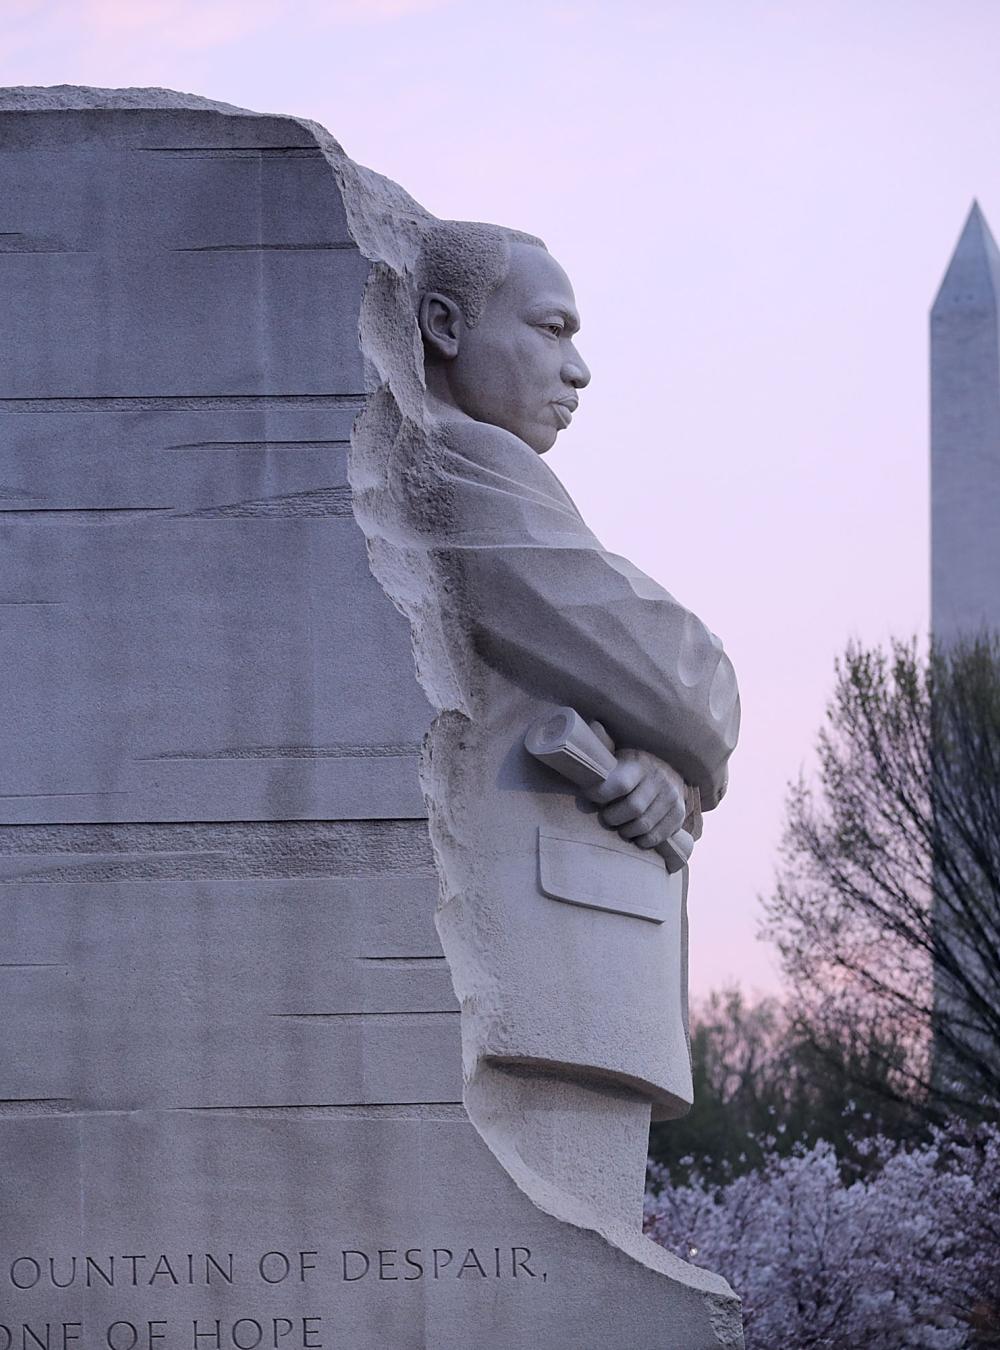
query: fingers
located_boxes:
[612,788,686,842]
[599,774,661,827]
[633,819,684,851]
[584,758,643,805]
[581,745,692,854]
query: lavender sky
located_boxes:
[3,0,998,995]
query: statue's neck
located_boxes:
[421,361,474,428]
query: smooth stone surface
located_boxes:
[0,112,428,824]
[0,110,365,397]
[0,1109,734,1350]
[0,855,458,1109]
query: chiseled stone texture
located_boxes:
[0,87,742,1348]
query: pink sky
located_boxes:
[3,0,997,995]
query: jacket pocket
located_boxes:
[537,826,672,924]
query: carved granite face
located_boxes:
[422,243,592,454]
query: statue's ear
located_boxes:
[419,291,463,360]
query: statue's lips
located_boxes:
[552,400,577,429]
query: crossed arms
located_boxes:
[414,419,740,853]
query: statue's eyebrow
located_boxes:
[526,302,581,334]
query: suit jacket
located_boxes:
[395,414,740,1118]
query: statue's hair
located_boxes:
[415,219,547,328]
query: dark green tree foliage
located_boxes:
[649,989,921,1183]
[762,637,1000,1119]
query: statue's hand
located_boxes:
[583,722,688,851]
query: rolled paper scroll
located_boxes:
[524,706,695,875]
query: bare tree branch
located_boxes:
[762,636,1000,1117]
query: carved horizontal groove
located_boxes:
[0,791,128,798]
[270,1011,458,1022]
[358,956,445,966]
[0,820,428,854]
[0,820,434,882]
[0,962,67,968]
[0,506,171,524]
[165,439,350,452]
[174,243,357,253]
[176,486,352,520]
[0,1098,75,1116]
[140,147,324,158]
[0,395,367,413]
[174,1103,466,1118]
[0,600,64,606]
[139,744,419,762]
[0,232,87,254]
[0,491,360,524]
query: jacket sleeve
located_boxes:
[412,421,740,807]
[442,541,740,809]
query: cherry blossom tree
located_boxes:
[645,1121,1000,1348]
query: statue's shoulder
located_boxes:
[434,416,538,471]
[422,414,589,539]
[433,416,577,504]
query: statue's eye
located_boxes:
[543,322,563,337]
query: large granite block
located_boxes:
[0,87,742,1348]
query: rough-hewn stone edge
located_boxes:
[0,85,248,112]
[329,107,745,1344]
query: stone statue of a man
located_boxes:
[416,222,728,845]
[377,217,741,1241]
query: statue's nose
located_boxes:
[563,348,591,389]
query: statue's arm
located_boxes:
[420,420,739,808]
[451,542,739,809]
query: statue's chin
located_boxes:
[479,412,556,456]
[521,422,558,456]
